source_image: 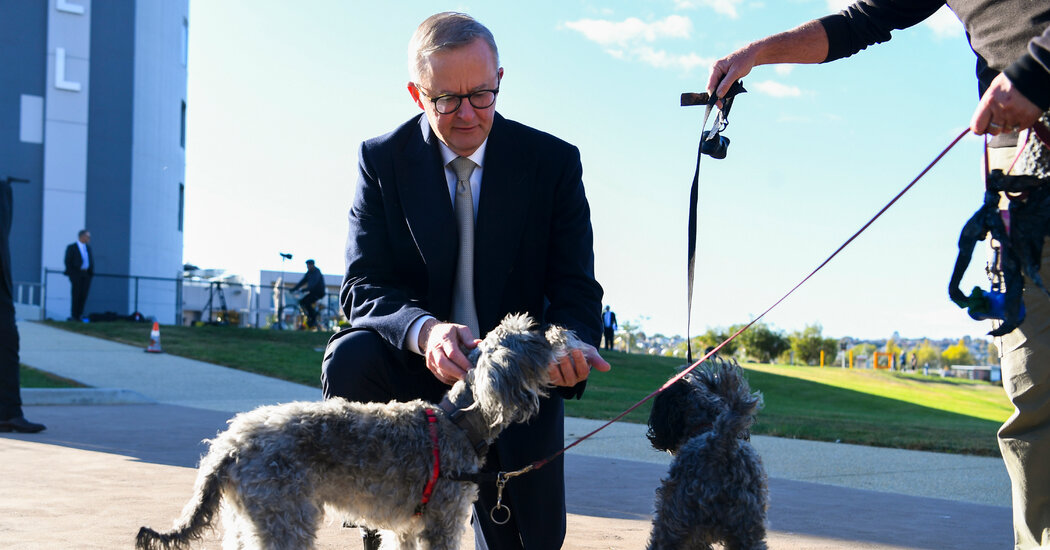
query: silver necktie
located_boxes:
[449,156,479,337]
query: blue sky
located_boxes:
[184,0,993,342]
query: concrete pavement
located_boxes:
[1,321,1016,549]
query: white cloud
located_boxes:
[752,80,802,98]
[825,0,853,11]
[923,5,963,38]
[563,15,709,72]
[774,65,794,76]
[674,0,744,19]
[633,46,711,72]
[563,15,692,46]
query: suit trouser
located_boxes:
[69,272,91,319]
[989,145,1050,549]
[321,328,567,550]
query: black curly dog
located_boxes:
[646,358,768,550]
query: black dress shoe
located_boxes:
[0,416,46,433]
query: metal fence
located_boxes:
[39,269,343,329]
[43,269,184,325]
[180,279,343,329]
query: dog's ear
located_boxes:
[471,314,552,429]
[647,378,692,452]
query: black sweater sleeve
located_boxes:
[1004,26,1050,111]
[818,1,945,63]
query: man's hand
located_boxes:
[706,20,829,108]
[707,44,760,105]
[420,319,478,385]
[971,72,1043,136]
[548,343,611,387]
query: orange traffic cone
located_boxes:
[145,321,163,353]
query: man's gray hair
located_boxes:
[408,12,499,82]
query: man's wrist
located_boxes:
[408,316,439,354]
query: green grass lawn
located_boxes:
[20,364,87,388]
[44,320,1012,456]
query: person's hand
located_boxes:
[971,72,1043,136]
[707,44,760,107]
[548,343,611,387]
[421,320,478,385]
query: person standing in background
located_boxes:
[63,230,93,322]
[602,305,618,350]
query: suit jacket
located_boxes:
[342,112,602,352]
[341,112,603,546]
[64,242,93,277]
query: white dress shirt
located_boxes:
[405,116,489,354]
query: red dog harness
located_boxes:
[415,408,440,516]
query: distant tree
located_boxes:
[942,338,974,366]
[789,324,838,365]
[987,340,999,360]
[884,336,902,358]
[693,327,739,357]
[618,321,640,354]
[840,342,875,367]
[914,340,941,369]
[850,343,876,360]
[738,322,790,363]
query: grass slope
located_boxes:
[45,321,1012,455]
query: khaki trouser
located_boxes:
[989,144,1050,549]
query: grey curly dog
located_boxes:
[646,358,769,550]
[136,313,581,550]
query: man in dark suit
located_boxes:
[321,12,609,550]
[0,178,45,433]
[63,229,93,321]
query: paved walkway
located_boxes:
[1,321,1016,549]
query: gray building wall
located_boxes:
[0,2,47,284]
[0,0,187,323]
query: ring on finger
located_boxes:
[988,122,1002,130]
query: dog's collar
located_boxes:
[439,383,489,458]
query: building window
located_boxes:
[180,100,186,148]
[178,183,185,232]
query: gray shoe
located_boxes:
[0,416,46,433]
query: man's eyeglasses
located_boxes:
[417,87,499,115]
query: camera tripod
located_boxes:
[203,281,229,325]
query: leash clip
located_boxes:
[488,465,533,525]
[490,473,512,525]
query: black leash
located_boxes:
[682,82,746,363]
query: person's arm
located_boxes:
[708,1,943,101]
[341,141,433,349]
[343,140,477,385]
[972,24,1050,135]
[542,144,610,393]
[707,20,829,100]
[291,273,306,291]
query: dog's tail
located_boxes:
[135,450,233,550]
[711,363,764,450]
